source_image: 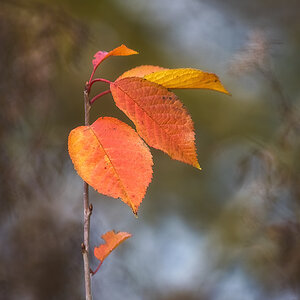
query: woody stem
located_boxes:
[82,89,93,300]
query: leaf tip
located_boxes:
[221,87,231,96]
[131,206,139,217]
[194,162,202,170]
[119,44,139,55]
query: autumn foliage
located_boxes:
[68,44,228,273]
[94,231,132,264]
[69,117,153,214]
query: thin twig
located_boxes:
[90,89,111,104]
[82,89,93,300]
[90,260,103,276]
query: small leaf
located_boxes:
[68,117,153,214]
[110,77,200,169]
[92,44,138,71]
[117,65,166,80]
[144,68,230,94]
[94,231,131,262]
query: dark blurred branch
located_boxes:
[257,66,290,116]
[257,65,300,147]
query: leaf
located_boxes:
[110,77,200,169]
[117,66,229,94]
[92,44,138,71]
[117,65,166,80]
[144,68,230,94]
[68,117,153,214]
[94,231,131,262]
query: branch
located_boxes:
[82,89,93,300]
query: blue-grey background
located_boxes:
[1,0,299,299]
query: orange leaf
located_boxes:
[68,117,153,214]
[110,78,200,169]
[94,231,131,262]
[144,68,230,94]
[92,44,138,71]
[117,65,166,80]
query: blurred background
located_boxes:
[1,0,300,299]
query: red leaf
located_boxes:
[68,117,153,214]
[94,231,131,262]
[92,44,138,72]
[110,77,200,169]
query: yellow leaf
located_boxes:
[144,68,230,95]
[117,65,166,80]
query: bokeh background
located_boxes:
[1,0,300,299]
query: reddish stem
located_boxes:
[90,90,111,104]
[91,78,112,85]
[90,261,103,276]
[88,69,96,87]
[88,78,112,93]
